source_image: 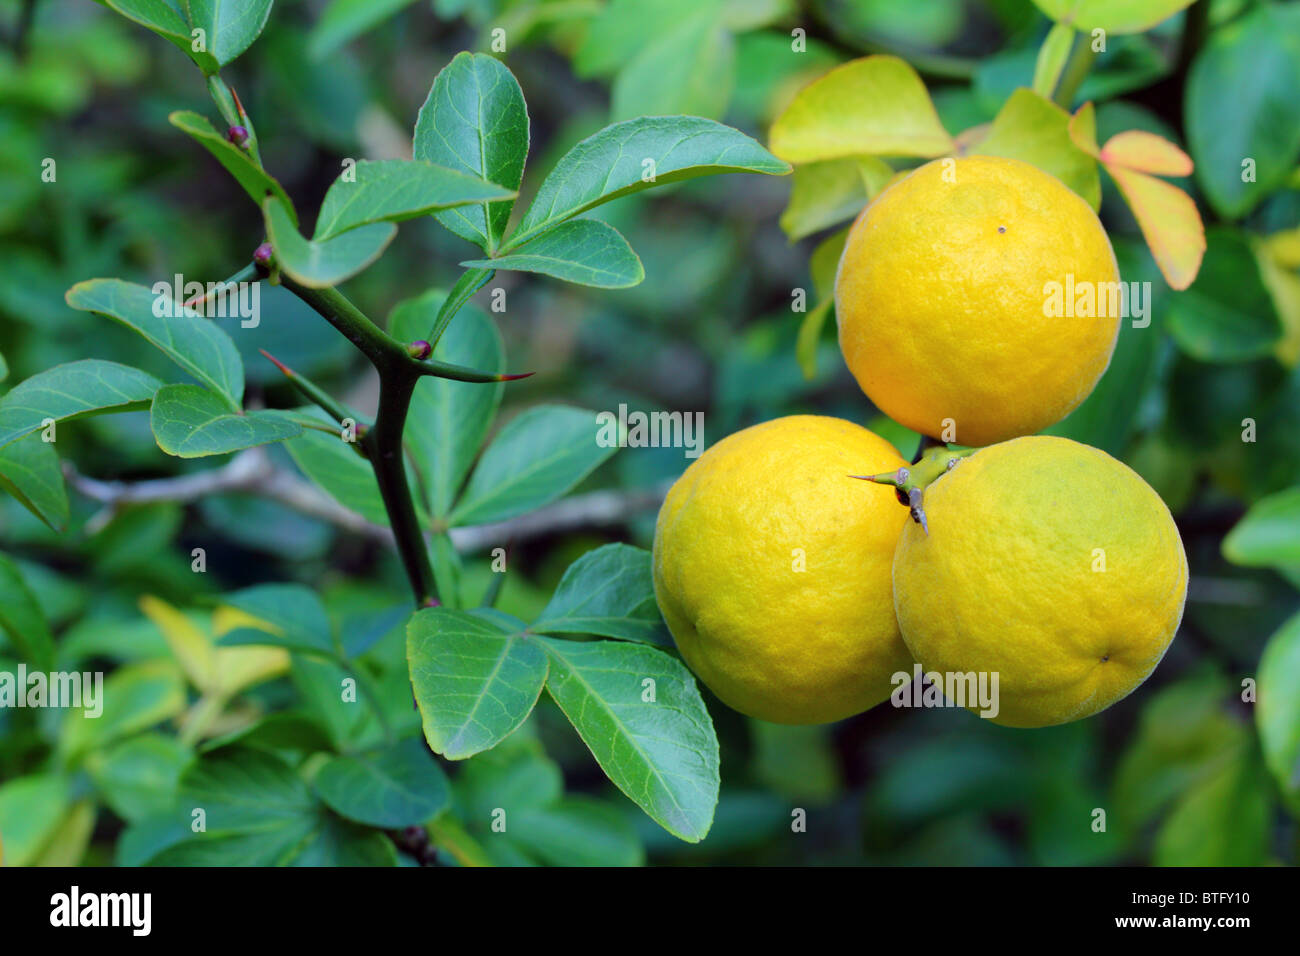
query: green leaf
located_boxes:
[539,637,719,842]
[972,88,1101,210]
[0,552,55,671]
[1031,0,1194,34]
[510,797,645,866]
[390,290,504,517]
[1032,22,1075,99]
[453,734,564,824]
[86,734,192,824]
[1257,612,1300,815]
[1223,487,1300,571]
[313,737,452,828]
[101,0,219,73]
[66,279,245,408]
[0,435,69,531]
[147,748,397,866]
[263,197,395,289]
[150,383,301,458]
[184,0,274,69]
[464,219,644,289]
[60,659,187,760]
[199,711,335,755]
[1153,751,1271,865]
[407,608,548,760]
[285,427,390,525]
[216,583,335,655]
[169,111,296,222]
[532,544,671,648]
[0,359,163,450]
[413,52,529,254]
[0,774,70,867]
[1045,239,1167,454]
[450,405,618,526]
[610,8,734,122]
[1185,4,1300,219]
[313,159,516,241]
[779,156,892,241]
[573,0,705,77]
[795,227,849,378]
[425,267,493,345]
[428,533,463,610]
[1167,229,1282,362]
[508,116,789,249]
[768,55,954,164]
[1110,672,1247,833]
[308,0,419,59]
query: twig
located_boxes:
[447,480,673,553]
[63,451,671,555]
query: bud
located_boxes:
[407,339,433,360]
[227,125,250,147]
[252,242,274,276]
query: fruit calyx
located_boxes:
[850,445,975,533]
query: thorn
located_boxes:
[259,348,294,378]
[497,371,534,381]
[849,467,909,486]
[230,84,248,122]
[908,487,929,535]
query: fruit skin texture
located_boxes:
[652,415,912,724]
[893,435,1187,728]
[835,155,1120,447]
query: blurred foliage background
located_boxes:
[0,0,1298,866]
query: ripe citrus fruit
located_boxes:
[652,415,912,724]
[892,436,1187,728]
[835,155,1121,446]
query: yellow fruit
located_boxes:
[893,436,1187,728]
[652,415,912,724]
[835,155,1120,446]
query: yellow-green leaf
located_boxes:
[1258,232,1300,366]
[1031,0,1195,35]
[779,156,891,241]
[769,56,954,163]
[971,88,1101,210]
[1032,22,1076,99]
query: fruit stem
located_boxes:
[850,445,976,533]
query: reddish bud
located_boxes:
[227,125,250,147]
[252,242,274,276]
[407,340,432,360]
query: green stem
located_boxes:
[280,277,409,371]
[1053,32,1098,109]
[429,268,494,347]
[365,373,438,606]
[278,276,438,606]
